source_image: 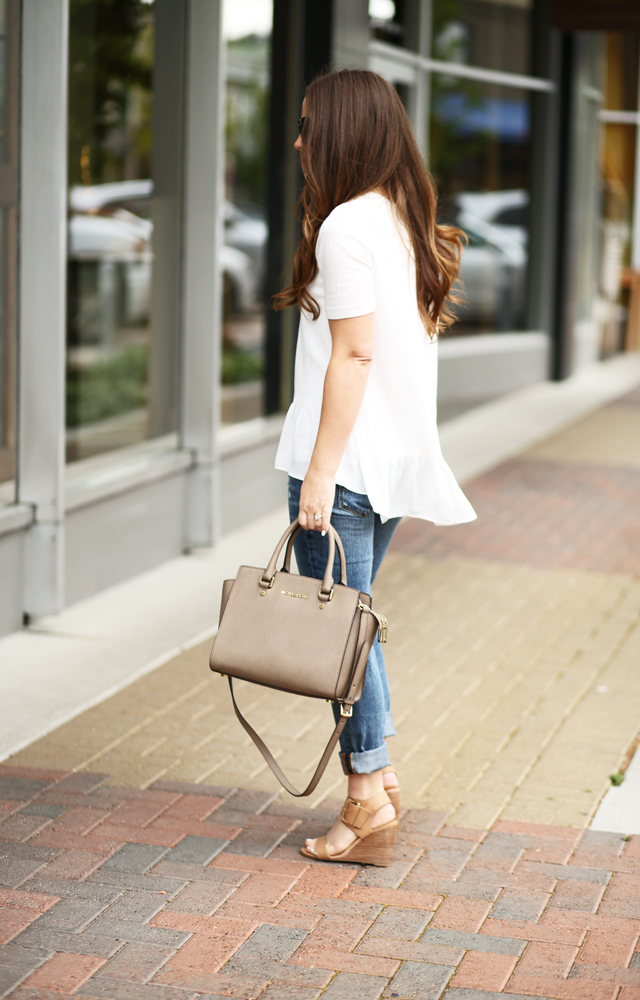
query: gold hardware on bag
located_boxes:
[357,602,388,643]
[378,615,388,643]
[319,603,325,609]
[318,587,334,602]
[340,704,353,717]
[281,590,308,599]
[260,591,266,596]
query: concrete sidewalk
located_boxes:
[1,352,640,765]
[1,355,640,999]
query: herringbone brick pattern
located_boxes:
[1,766,640,1000]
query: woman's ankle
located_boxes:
[383,768,398,789]
[347,769,385,803]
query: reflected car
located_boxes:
[70,179,266,302]
[454,213,526,329]
[455,189,529,247]
[68,182,258,342]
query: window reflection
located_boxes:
[66,0,183,462]
[597,33,640,356]
[432,0,532,77]
[430,76,532,332]
[221,1,272,426]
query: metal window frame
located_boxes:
[369,38,556,93]
[18,0,69,616]
[180,0,226,547]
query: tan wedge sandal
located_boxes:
[300,790,397,867]
[382,766,401,815]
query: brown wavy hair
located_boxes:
[272,69,464,336]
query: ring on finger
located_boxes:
[314,514,322,521]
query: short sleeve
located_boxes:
[316,215,375,320]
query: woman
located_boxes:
[273,69,476,866]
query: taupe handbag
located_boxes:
[209,518,388,796]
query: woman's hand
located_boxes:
[299,467,334,533]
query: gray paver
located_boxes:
[152,860,247,884]
[0,965,32,997]
[162,835,227,865]
[76,981,200,999]
[87,869,188,893]
[220,959,331,988]
[219,817,292,857]
[421,928,525,955]
[0,777,50,800]
[22,875,122,902]
[17,801,67,818]
[233,925,309,963]
[88,889,167,929]
[384,961,453,999]
[258,985,322,1000]
[489,888,550,922]
[403,876,500,902]
[518,860,612,884]
[81,922,190,948]
[0,858,47,888]
[29,896,111,933]
[12,927,122,957]
[90,941,175,984]
[0,841,59,860]
[101,843,171,874]
[322,971,387,1000]
[366,906,432,942]
[351,860,416,889]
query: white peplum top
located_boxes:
[274,191,477,526]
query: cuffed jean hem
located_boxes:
[384,711,396,738]
[340,744,392,775]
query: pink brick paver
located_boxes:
[1,764,640,999]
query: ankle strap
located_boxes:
[340,790,392,837]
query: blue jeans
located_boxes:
[287,476,401,775]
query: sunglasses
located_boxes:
[297,117,306,136]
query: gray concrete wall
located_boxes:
[64,472,188,605]
[438,332,550,404]
[0,528,26,634]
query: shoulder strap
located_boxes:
[227,609,371,797]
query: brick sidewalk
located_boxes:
[2,765,640,1000]
[2,390,640,998]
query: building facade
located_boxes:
[0,0,639,637]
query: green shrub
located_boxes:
[66,343,148,427]
[222,346,263,385]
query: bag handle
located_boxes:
[259,518,346,599]
[282,522,348,586]
[227,608,371,796]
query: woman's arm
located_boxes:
[298,312,374,532]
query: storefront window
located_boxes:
[221,0,272,426]
[430,76,532,333]
[369,0,421,51]
[0,0,17,499]
[597,33,639,356]
[432,0,532,77]
[66,0,184,462]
